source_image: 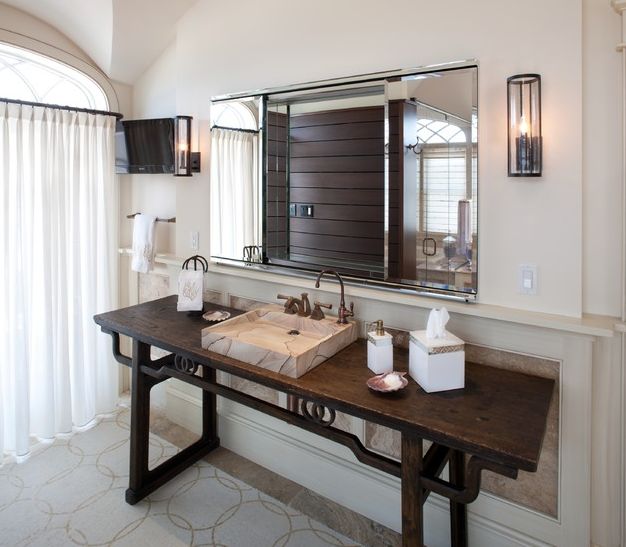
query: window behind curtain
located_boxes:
[0,42,108,109]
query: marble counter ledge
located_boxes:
[117,248,618,338]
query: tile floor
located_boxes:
[150,407,401,547]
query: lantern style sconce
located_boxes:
[507,74,542,177]
[174,115,192,176]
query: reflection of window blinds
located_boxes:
[422,147,467,234]
[471,152,477,232]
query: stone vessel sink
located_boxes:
[201,305,357,378]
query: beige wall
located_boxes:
[583,0,623,317]
[125,0,624,319]
[120,43,179,252]
[130,0,618,318]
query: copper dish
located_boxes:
[366,371,408,393]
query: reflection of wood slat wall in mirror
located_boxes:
[266,111,288,257]
[288,106,385,277]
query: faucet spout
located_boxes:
[314,270,353,324]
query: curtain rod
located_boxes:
[211,125,259,134]
[0,97,123,120]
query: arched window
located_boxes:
[0,42,108,110]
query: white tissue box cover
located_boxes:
[367,332,393,374]
[409,330,465,393]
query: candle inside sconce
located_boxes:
[178,142,188,170]
[515,135,541,174]
[515,115,535,173]
[174,116,192,176]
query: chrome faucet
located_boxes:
[277,293,311,317]
[314,270,354,324]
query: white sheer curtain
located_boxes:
[210,128,260,259]
[0,103,118,462]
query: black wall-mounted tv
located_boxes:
[115,118,175,174]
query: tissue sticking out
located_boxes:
[426,307,450,339]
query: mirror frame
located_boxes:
[210,59,478,302]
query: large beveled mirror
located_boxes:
[210,61,478,299]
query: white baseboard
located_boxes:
[166,386,552,546]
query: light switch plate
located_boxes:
[191,231,199,251]
[518,263,538,295]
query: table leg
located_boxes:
[127,339,153,504]
[449,449,468,547]
[401,433,424,547]
[202,365,219,444]
[125,341,220,505]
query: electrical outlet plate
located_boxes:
[518,263,537,295]
[191,231,199,251]
[300,204,314,217]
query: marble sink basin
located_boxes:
[201,305,357,378]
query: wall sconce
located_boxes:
[174,115,192,176]
[507,74,542,177]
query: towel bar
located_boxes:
[126,213,176,223]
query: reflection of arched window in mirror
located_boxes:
[0,42,108,109]
[413,114,477,272]
[210,100,261,262]
[211,101,258,130]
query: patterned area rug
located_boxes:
[0,408,359,546]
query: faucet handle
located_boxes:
[337,302,354,324]
[277,294,297,314]
[311,301,332,321]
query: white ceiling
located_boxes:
[2,0,195,83]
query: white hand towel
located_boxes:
[426,307,450,339]
[177,269,204,311]
[131,214,157,273]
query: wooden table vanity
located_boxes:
[94,296,553,547]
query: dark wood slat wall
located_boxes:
[288,106,386,273]
[266,111,289,255]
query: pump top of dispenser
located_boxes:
[368,319,392,346]
[375,320,385,336]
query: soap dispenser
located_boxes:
[367,320,393,374]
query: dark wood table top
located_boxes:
[95,295,554,472]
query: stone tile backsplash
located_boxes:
[229,294,271,311]
[203,288,223,305]
[138,272,169,303]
